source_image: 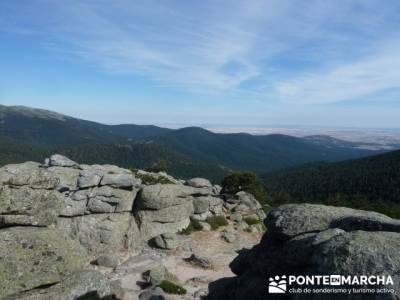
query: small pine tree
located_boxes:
[147,159,169,173]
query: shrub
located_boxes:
[205,215,228,230]
[158,280,187,295]
[222,172,268,211]
[178,219,202,235]
[244,217,260,225]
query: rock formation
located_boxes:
[5,155,396,299]
[0,154,264,299]
[208,203,400,300]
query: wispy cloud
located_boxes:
[275,42,400,103]
[33,0,270,93]
[1,0,400,103]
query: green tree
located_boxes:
[222,172,268,210]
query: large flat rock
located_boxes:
[0,227,87,298]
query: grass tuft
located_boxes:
[243,217,260,225]
[158,280,187,295]
[205,215,228,230]
[178,219,202,235]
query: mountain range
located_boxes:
[0,104,388,182]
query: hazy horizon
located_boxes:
[3,103,400,147]
[4,103,400,133]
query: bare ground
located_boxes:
[88,223,261,299]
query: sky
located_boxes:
[1,0,400,128]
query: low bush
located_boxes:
[133,171,174,185]
[205,215,228,230]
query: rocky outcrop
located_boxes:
[0,155,144,299]
[208,203,400,300]
[0,155,141,255]
[0,154,268,299]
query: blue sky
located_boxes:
[1,0,400,128]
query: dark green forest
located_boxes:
[57,143,230,182]
[0,138,52,165]
[263,150,400,218]
[153,127,379,174]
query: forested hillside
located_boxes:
[151,127,379,174]
[262,150,400,217]
[0,105,171,147]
